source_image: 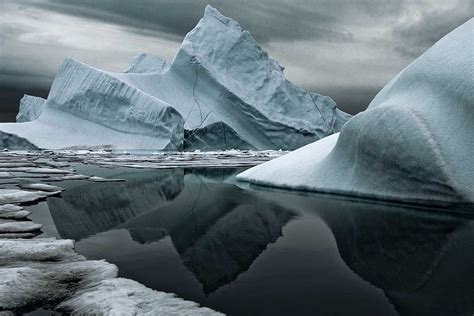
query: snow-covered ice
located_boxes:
[0,210,31,220]
[24,168,74,174]
[0,189,59,205]
[1,5,348,151]
[88,176,126,183]
[44,174,90,182]
[59,278,222,315]
[0,204,24,213]
[0,172,14,179]
[0,238,222,314]
[238,19,474,208]
[0,221,42,233]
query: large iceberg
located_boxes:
[2,5,349,151]
[238,19,474,208]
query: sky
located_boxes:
[0,0,471,121]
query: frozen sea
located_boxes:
[7,152,472,315]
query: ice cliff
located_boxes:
[237,19,474,208]
[3,5,349,151]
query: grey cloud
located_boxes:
[29,0,354,42]
[392,1,472,57]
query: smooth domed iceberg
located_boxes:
[1,5,349,151]
[238,19,474,208]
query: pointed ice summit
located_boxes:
[238,19,474,208]
[5,5,349,151]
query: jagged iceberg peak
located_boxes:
[173,5,348,134]
[16,95,46,123]
[238,19,474,208]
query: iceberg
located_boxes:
[2,5,349,151]
[16,95,46,123]
[238,19,474,208]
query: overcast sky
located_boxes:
[0,0,471,121]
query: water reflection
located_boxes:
[47,167,184,240]
[47,167,295,295]
[260,190,474,316]
[42,166,473,315]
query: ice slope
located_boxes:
[124,53,169,74]
[238,19,474,208]
[16,95,46,123]
[3,5,348,151]
[165,5,350,149]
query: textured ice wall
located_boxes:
[0,58,185,150]
[3,5,349,151]
[16,95,46,123]
[171,5,350,149]
[238,19,474,207]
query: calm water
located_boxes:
[28,165,474,316]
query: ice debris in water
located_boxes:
[0,221,42,234]
[0,189,60,205]
[0,238,222,314]
[17,183,65,192]
[88,176,126,183]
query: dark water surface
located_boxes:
[28,165,474,316]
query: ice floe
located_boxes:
[0,238,222,314]
[0,189,59,205]
[17,183,65,192]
